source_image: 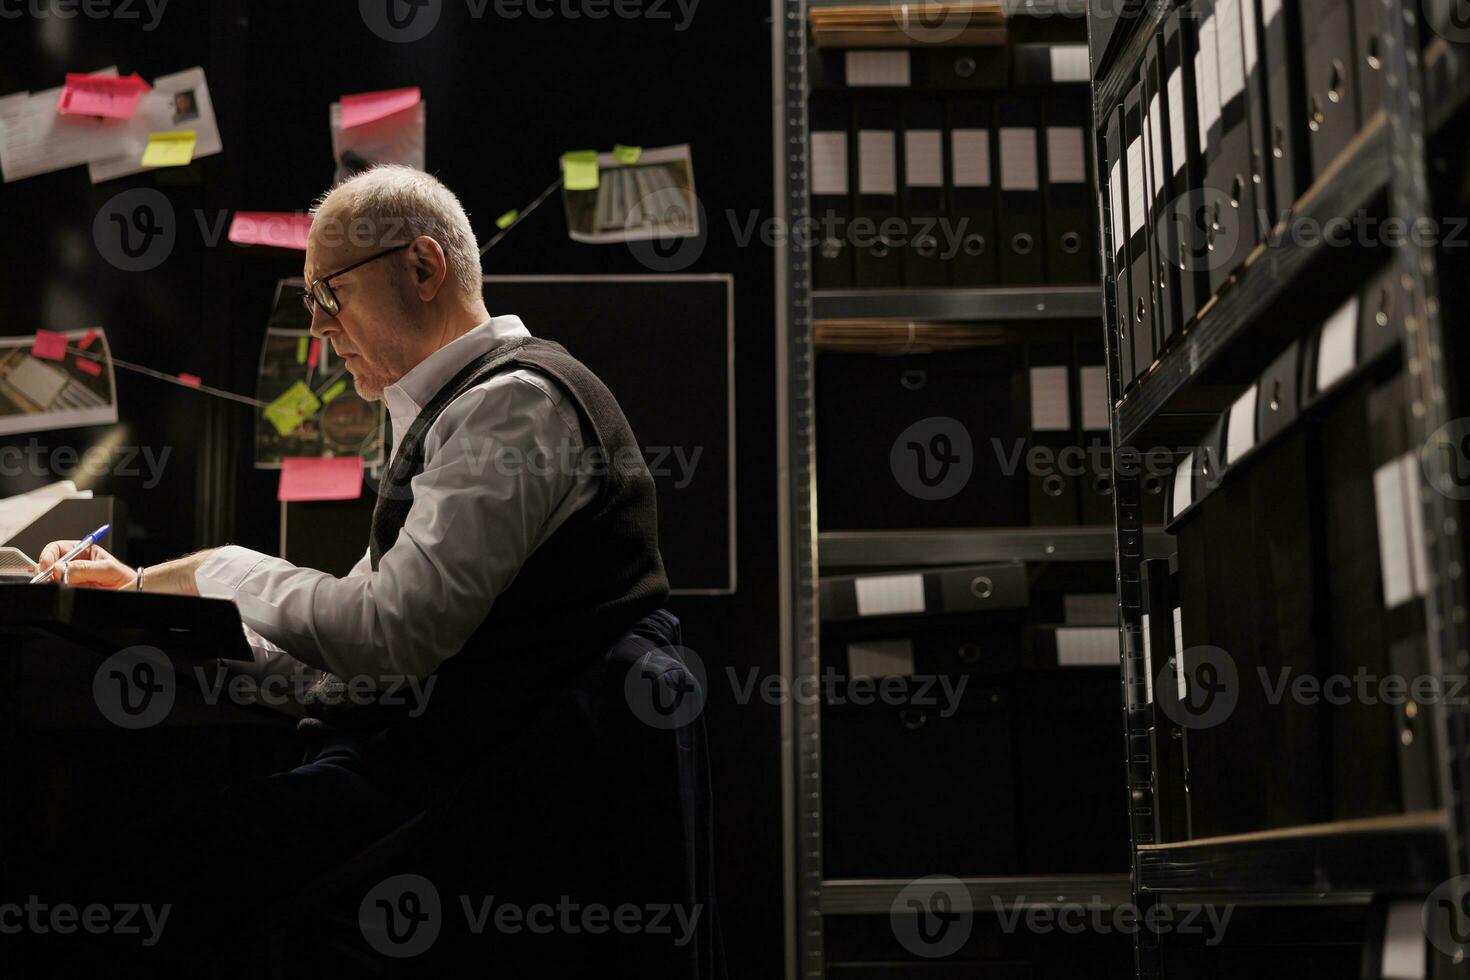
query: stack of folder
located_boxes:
[1103,0,1387,393]
[809,1,1007,48]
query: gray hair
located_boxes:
[312,164,483,300]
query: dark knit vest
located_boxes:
[344,336,669,783]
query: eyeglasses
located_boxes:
[302,243,411,318]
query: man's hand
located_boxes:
[36,540,135,589]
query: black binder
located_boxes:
[900,96,949,288]
[1124,82,1156,380]
[1301,0,1360,179]
[1354,0,1386,121]
[1358,263,1404,363]
[1106,105,1135,386]
[1240,0,1273,239]
[1025,335,1081,525]
[1207,0,1261,293]
[809,92,853,290]
[1142,43,1178,349]
[920,47,1010,90]
[1042,95,1095,283]
[853,97,903,288]
[1141,557,1191,842]
[1256,337,1302,444]
[1163,8,1207,327]
[1076,335,1114,525]
[1011,43,1092,89]
[946,96,998,287]
[1262,0,1307,221]
[997,96,1046,284]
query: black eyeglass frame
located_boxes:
[302,242,412,317]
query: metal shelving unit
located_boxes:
[819,527,1171,569]
[823,874,1133,916]
[812,285,1102,322]
[1091,2,1470,976]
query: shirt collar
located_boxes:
[382,315,530,433]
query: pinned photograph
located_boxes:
[562,144,699,244]
[0,328,117,435]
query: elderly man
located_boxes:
[32,165,674,960]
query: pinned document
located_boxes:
[562,150,600,192]
[278,456,364,502]
[263,381,321,437]
[339,87,421,130]
[57,72,151,119]
[228,212,313,250]
[140,130,196,167]
[31,330,68,362]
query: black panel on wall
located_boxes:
[0,3,778,975]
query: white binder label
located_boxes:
[1262,0,1282,26]
[1000,127,1039,191]
[1050,45,1091,83]
[854,573,925,616]
[1029,365,1071,431]
[1168,68,1187,175]
[1142,613,1155,703]
[1172,450,1195,518]
[1126,137,1146,235]
[845,50,911,87]
[904,129,943,188]
[1403,453,1432,600]
[1056,627,1116,667]
[1316,296,1360,392]
[1046,126,1085,184]
[847,639,915,679]
[1081,365,1109,431]
[951,129,990,187]
[1375,457,1416,609]
[1197,17,1222,143]
[1109,160,1125,256]
[810,131,848,197]
[1226,384,1258,464]
[1172,607,1187,701]
[1216,0,1246,105]
[858,129,897,196]
[1147,94,1165,196]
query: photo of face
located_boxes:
[172,90,199,124]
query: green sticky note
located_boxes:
[296,337,309,364]
[562,150,600,192]
[320,379,348,405]
[264,381,321,437]
[612,144,642,165]
[140,130,197,168]
[495,209,519,230]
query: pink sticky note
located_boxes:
[228,211,313,251]
[307,339,321,370]
[75,358,102,377]
[278,457,365,503]
[32,330,68,361]
[57,72,151,119]
[79,328,98,350]
[339,87,421,130]
[177,373,202,387]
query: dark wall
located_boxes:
[0,2,781,973]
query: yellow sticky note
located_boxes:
[612,144,642,165]
[495,209,519,230]
[562,150,600,192]
[264,381,321,437]
[140,130,197,168]
[320,379,348,404]
[296,337,309,364]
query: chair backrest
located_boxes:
[425,608,725,978]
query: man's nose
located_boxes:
[308,306,336,339]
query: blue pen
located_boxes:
[30,523,112,585]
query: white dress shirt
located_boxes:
[196,315,600,689]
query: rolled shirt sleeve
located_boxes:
[196,371,595,681]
